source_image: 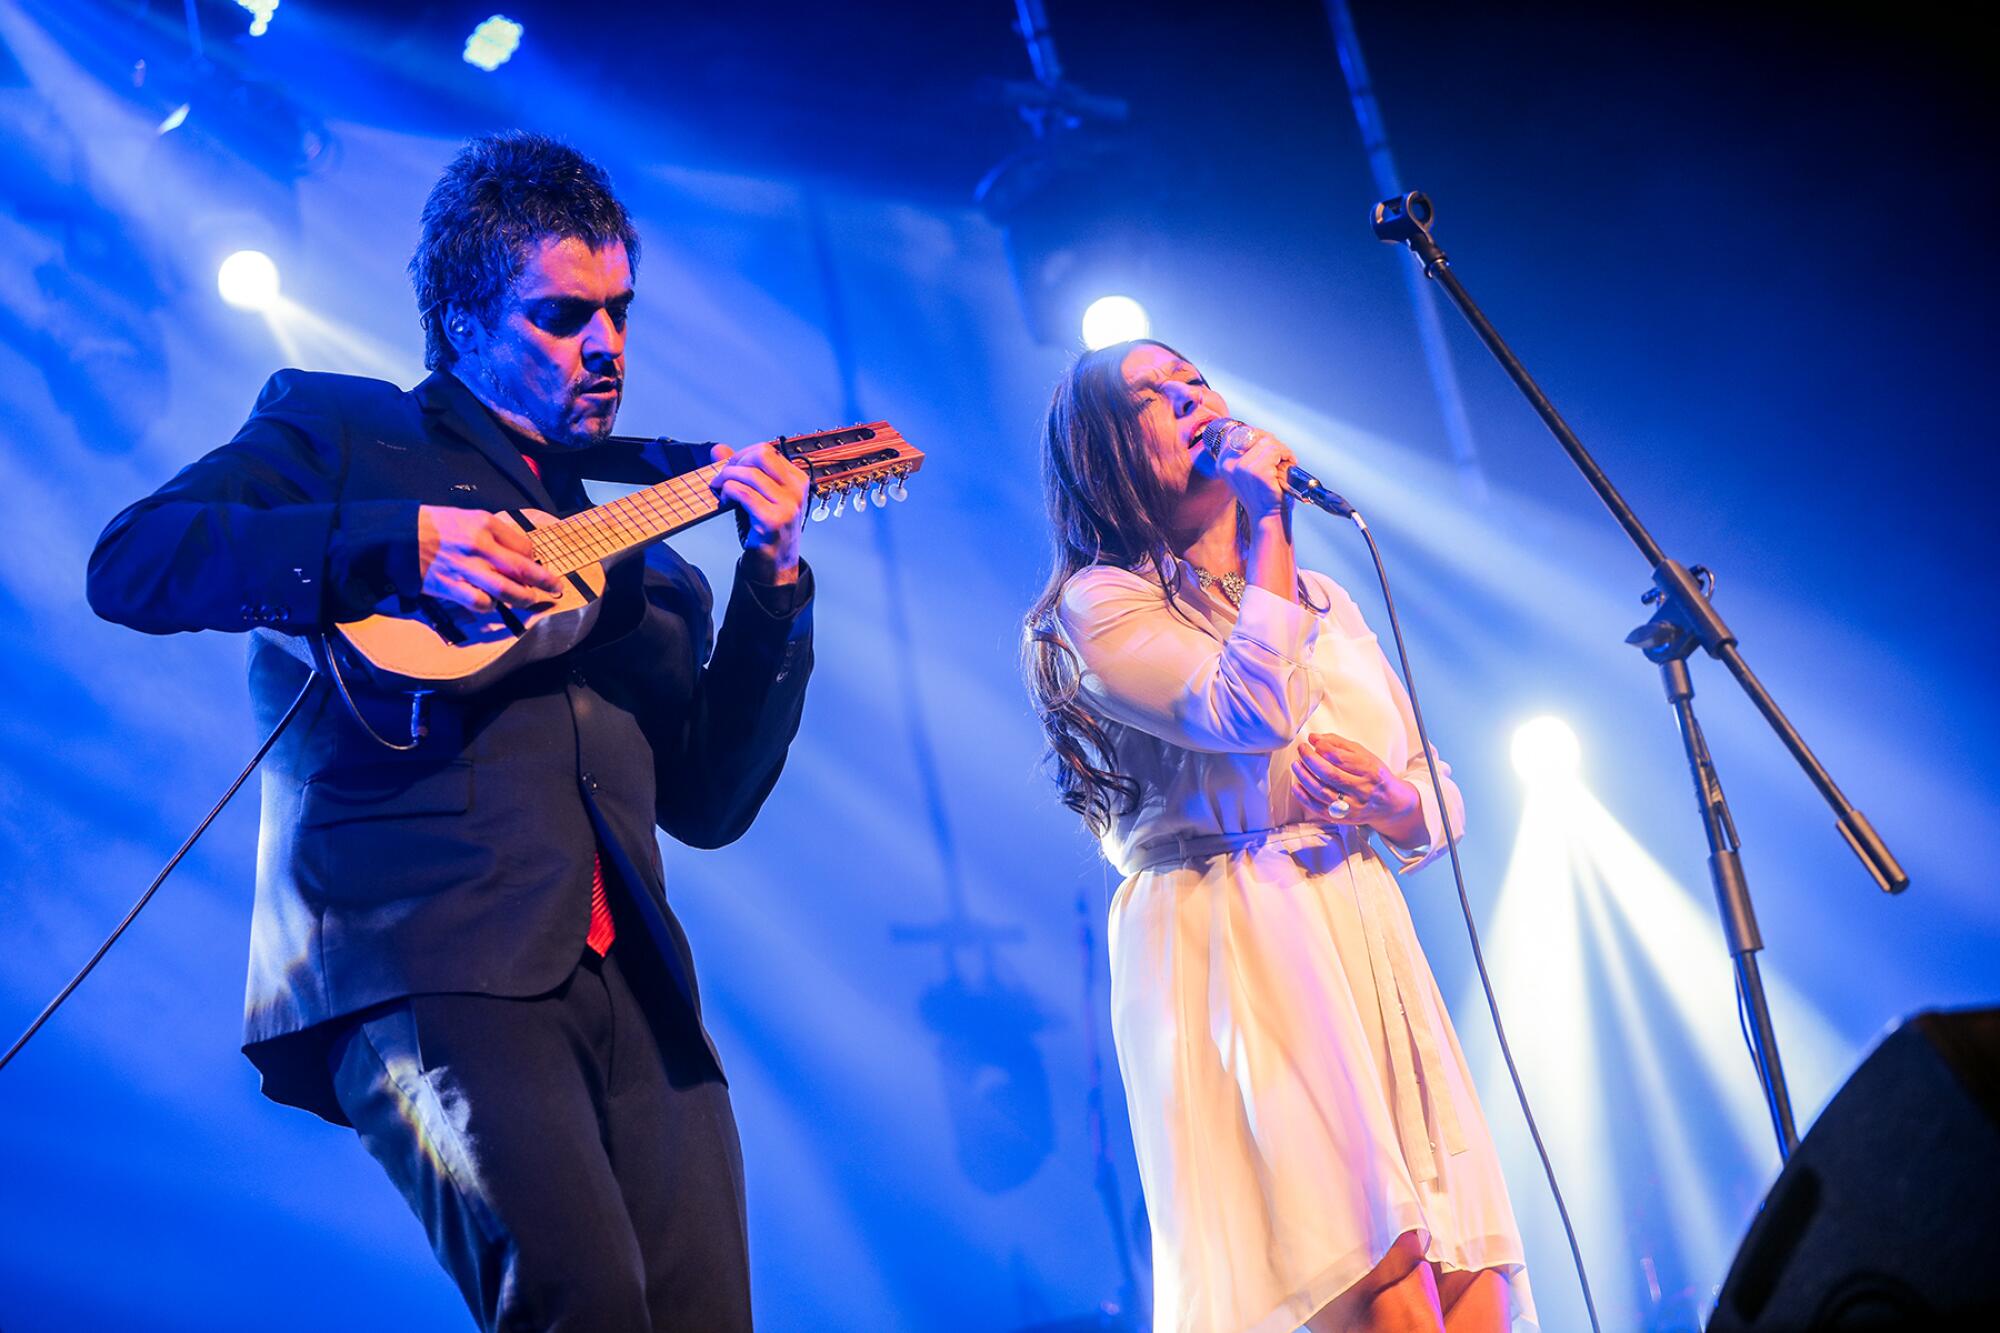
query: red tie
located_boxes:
[585,856,616,956]
[518,449,617,957]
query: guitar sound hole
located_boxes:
[418,599,518,646]
[418,597,468,645]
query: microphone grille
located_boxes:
[1198,418,1246,459]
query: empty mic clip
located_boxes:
[1371,190,1448,275]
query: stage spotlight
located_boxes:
[234,0,278,36]
[977,129,1168,346]
[1081,295,1149,350]
[464,16,523,71]
[217,250,280,311]
[1511,715,1581,783]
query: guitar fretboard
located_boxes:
[529,464,725,576]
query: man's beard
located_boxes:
[539,394,618,451]
[476,359,616,450]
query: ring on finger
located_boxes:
[1327,797,1351,818]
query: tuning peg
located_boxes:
[831,488,848,518]
[869,481,888,508]
[810,494,830,522]
[890,475,909,502]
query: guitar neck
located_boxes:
[528,464,726,576]
[525,421,922,574]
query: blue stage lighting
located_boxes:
[235,0,278,37]
[464,16,524,71]
[1080,294,1149,350]
[1511,715,1581,783]
[217,250,280,312]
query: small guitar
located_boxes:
[335,422,922,694]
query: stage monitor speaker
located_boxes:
[1710,1007,2000,1331]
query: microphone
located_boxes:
[1197,419,1356,519]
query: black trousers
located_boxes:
[328,942,749,1332]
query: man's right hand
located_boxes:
[417,506,564,613]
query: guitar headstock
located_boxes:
[778,422,925,520]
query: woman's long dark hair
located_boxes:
[1022,339,1194,836]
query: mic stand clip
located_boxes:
[1626,564,1799,1156]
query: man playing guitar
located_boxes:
[87,132,811,1331]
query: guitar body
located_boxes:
[336,510,612,695]
[332,422,923,697]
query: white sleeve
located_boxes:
[1057,565,1322,754]
[1375,637,1467,875]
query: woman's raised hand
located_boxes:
[1211,424,1296,521]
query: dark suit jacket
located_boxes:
[87,369,813,1123]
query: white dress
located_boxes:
[1057,557,1536,1333]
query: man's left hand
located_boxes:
[710,442,808,585]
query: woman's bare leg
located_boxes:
[1435,1267,1511,1333]
[1303,1231,1444,1333]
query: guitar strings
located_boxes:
[532,465,722,575]
[527,437,910,576]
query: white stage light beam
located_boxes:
[464,16,524,71]
[235,0,278,36]
[1081,295,1150,350]
[1511,715,1581,784]
[217,250,281,312]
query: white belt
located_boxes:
[1125,822,1342,875]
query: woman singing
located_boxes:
[1023,341,1535,1333]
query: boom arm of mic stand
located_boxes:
[1372,191,1907,895]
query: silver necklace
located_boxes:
[1188,564,1246,607]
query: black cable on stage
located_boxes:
[0,672,317,1075]
[1346,510,1604,1333]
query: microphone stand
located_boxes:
[1370,191,1908,1161]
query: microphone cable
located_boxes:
[0,671,317,1075]
[1344,508,1603,1333]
